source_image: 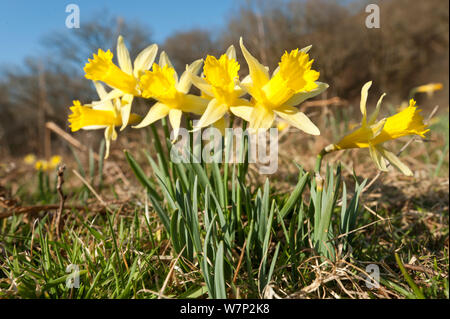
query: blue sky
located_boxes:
[0,0,238,66]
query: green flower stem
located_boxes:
[315,144,337,174]
[314,149,327,174]
[223,114,235,210]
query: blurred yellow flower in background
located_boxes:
[412,82,443,98]
[23,154,37,165]
[49,155,62,167]
[34,160,48,171]
[30,155,62,171]
[238,38,328,133]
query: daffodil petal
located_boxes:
[283,82,329,107]
[120,99,133,131]
[249,105,275,130]
[195,99,228,129]
[369,144,387,171]
[191,74,214,97]
[91,99,114,111]
[229,105,253,122]
[272,66,280,77]
[371,118,387,138]
[82,125,109,130]
[169,108,183,137]
[178,59,203,93]
[225,45,236,60]
[300,45,312,53]
[104,125,116,159]
[360,81,372,124]
[274,105,320,135]
[368,93,386,125]
[159,51,178,83]
[91,89,124,110]
[93,81,108,100]
[117,35,133,75]
[133,43,158,77]
[239,37,269,89]
[133,102,170,128]
[180,94,209,115]
[376,146,413,176]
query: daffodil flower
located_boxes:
[328,81,429,176]
[411,82,443,98]
[33,155,62,171]
[84,36,158,130]
[190,45,251,133]
[68,82,142,158]
[237,38,328,133]
[133,52,208,137]
[23,154,37,165]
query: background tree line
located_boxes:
[0,0,448,157]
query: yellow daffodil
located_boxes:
[24,154,37,165]
[134,52,208,136]
[35,160,48,171]
[34,156,61,171]
[26,154,61,171]
[328,81,429,176]
[237,37,328,133]
[49,155,62,168]
[84,36,158,129]
[190,45,251,133]
[412,82,443,98]
[68,82,142,158]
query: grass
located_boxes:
[0,111,448,299]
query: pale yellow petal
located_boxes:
[191,74,214,97]
[159,51,178,83]
[225,45,236,60]
[93,81,108,100]
[239,37,269,89]
[180,94,209,115]
[249,104,275,130]
[117,35,133,75]
[229,105,253,122]
[274,105,320,135]
[169,108,183,137]
[133,102,170,128]
[195,99,228,129]
[368,93,386,125]
[133,43,158,77]
[91,89,124,110]
[369,144,387,171]
[120,98,133,131]
[104,126,113,159]
[360,81,372,124]
[177,59,203,93]
[300,45,312,53]
[283,82,329,107]
[376,146,413,176]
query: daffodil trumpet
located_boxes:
[237,37,328,134]
[84,35,158,129]
[190,45,251,134]
[315,81,429,176]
